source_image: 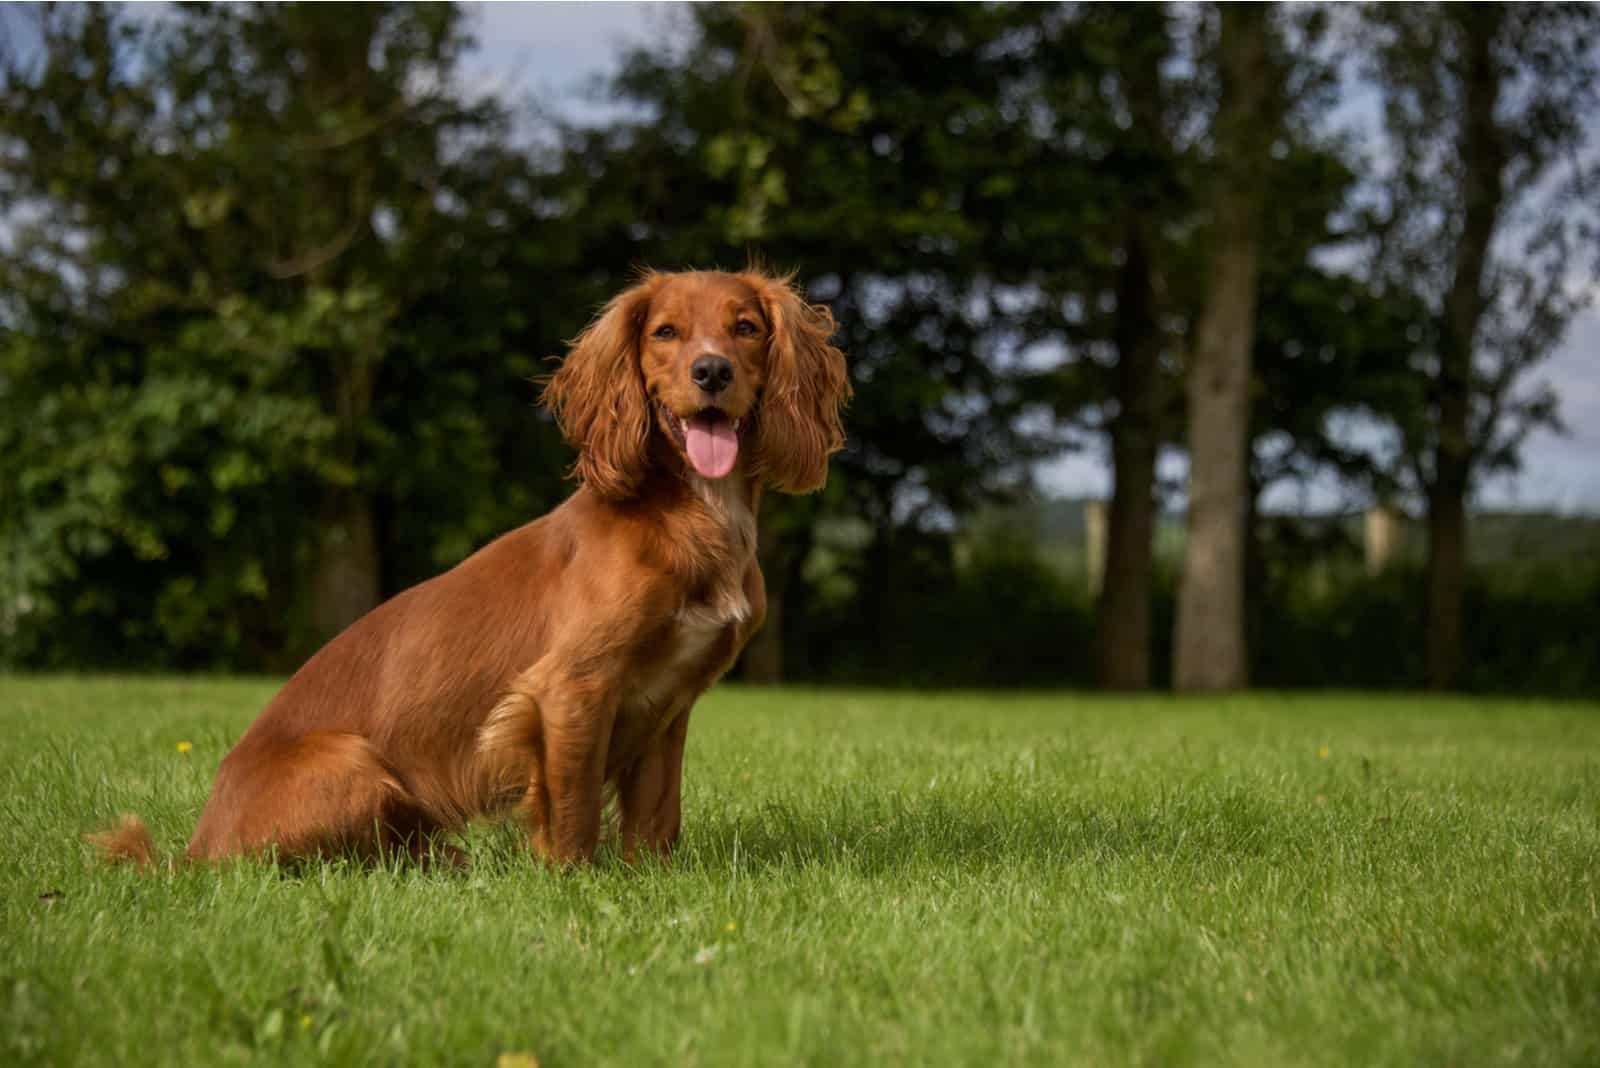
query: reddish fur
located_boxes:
[89,269,849,868]
[85,814,155,869]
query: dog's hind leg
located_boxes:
[478,667,558,858]
[477,661,620,866]
[186,730,442,864]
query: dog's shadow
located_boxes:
[320,785,1291,879]
[675,787,1284,878]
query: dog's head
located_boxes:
[544,270,850,500]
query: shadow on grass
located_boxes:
[678,786,1292,877]
[122,786,1304,881]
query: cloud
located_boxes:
[470,1,666,53]
[459,2,675,102]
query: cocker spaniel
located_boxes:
[92,269,849,868]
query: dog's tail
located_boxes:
[85,813,159,869]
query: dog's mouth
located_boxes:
[663,405,746,480]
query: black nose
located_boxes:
[690,355,734,394]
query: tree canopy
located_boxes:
[1,2,1594,692]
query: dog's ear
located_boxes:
[542,276,660,500]
[748,274,851,494]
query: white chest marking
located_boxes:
[627,612,732,720]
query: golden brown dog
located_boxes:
[92,269,849,868]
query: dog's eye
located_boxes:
[652,324,678,340]
[734,320,761,338]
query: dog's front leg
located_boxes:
[618,704,692,862]
[538,677,617,866]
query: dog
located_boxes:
[91,269,849,868]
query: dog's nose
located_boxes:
[690,355,734,394]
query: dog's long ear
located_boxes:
[542,276,660,500]
[749,274,851,494]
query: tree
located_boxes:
[1245,244,1430,653]
[1362,2,1599,689]
[1067,7,1191,692]
[0,3,569,665]
[1173,3,1283,692]
[553,3,1082,681]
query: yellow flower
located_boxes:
[497,1053,541,1068]
[1317,744,1330,759]
[299,1014,313,1031]
[725,921,737,933]
[176,741,194,754]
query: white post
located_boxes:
[1085,499,1109,595]
[1364,506,1401,576]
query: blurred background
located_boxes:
[1,2,1596,695]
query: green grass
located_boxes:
[3,677,1598,1066]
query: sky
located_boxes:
[465,1,669,112]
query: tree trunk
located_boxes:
[304,352,381,647]
[308,489,380,645]
[1243,472,1266,680]
[1426,8,1503,691]
[297,14,386,653]
[1424,485,1467,689]
[1093,9,1169,692]
[1095,215,1160,691]
[1172,2,1275,693]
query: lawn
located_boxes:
[2,677,1597,1066]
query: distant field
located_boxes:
[3,677,1597,1066]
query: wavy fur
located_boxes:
[89,269,847,869]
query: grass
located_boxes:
[2,677,1598,1067]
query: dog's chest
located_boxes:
[622,478,756,724]
[622,589,747,728]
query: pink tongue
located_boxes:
[685,416,739,478]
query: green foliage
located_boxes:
[1,3,1594,686]
[770,510,1600,697]
[791,526,1098,688]
[558,3,1085,526]
[5,679,1600,1064]
[0,4,575,665]
[1252,561,1600,696]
